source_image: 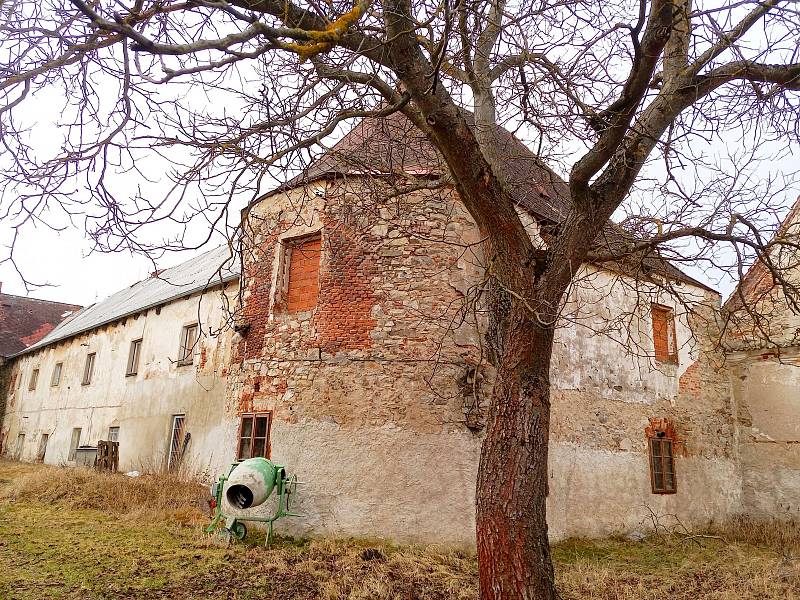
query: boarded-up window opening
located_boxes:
[648,436,677,494]
[68,428,81,461]
[237,413,272,460]
[284,235,322,313]
[168,415,186,469]
[51,362,63,387]
[15,434,25,460]
[651,304,678,364]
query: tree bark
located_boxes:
[476,289,559,600]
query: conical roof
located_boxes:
[280,110,571,223]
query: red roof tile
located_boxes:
[0,292,82,357]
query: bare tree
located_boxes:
[2,0,800,597]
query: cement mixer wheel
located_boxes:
[231,521,247,541]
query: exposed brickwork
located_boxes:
[313,218,377,352]
[645,417,685,454]
[678,360,701,396]
[651,304,676,363]
[238,238,279,361]
[228,183,485,430]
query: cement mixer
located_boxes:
[205,458,302,545]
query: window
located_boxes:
[127,339,142,376]
[168,415,186,469]
[108,426,120,442]
[283,235,322,313]
[68,428,82,461]
[237,413,272,460]
[651,304,677,364]
[15,434,25,459]
[28,368,39,391]
[178,324,198,366]
[51,362,63,387]
[82,353,96,385]
[37,433,49,462]
[648,436,677,494]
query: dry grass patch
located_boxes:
[1,461,799,599]
[2,459,208,524]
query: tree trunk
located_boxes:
[476,299,558,600]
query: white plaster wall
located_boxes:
[3,282,239,477]
[249,425,741,546]
[730,355,800,517]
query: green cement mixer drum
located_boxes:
[225,457,280,509]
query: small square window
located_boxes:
[178,324,198,366]
[82,353,96,385]
[648,436,677,494]
[28,368,39,391]
[651,304,678,364]
[108,426,120,442]
[51,362,63,387]
[237,413,272,460]
[127,339,142,376]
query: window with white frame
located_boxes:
[178,324,198,366]
[28,368,39,391]
[82,353,96,385]
[51,362,63,387]
[127,339,142,376]
[68,427,82,461]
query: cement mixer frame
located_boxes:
[205,459,302,546]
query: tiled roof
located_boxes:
[0,293,82,358]
[265,110,711,291]
[14,245,239,357]
[280,110,570,224]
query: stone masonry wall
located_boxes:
[229,178,741,545]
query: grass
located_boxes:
[0,460,798,599]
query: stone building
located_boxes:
[0,113,796,546]
[723,196,800,520]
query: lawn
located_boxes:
[0,460,797,599]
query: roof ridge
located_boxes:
[0,292,82,308]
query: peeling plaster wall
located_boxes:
[729,354,800,517]
[232,180,740,545]
[2,283,240,476]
